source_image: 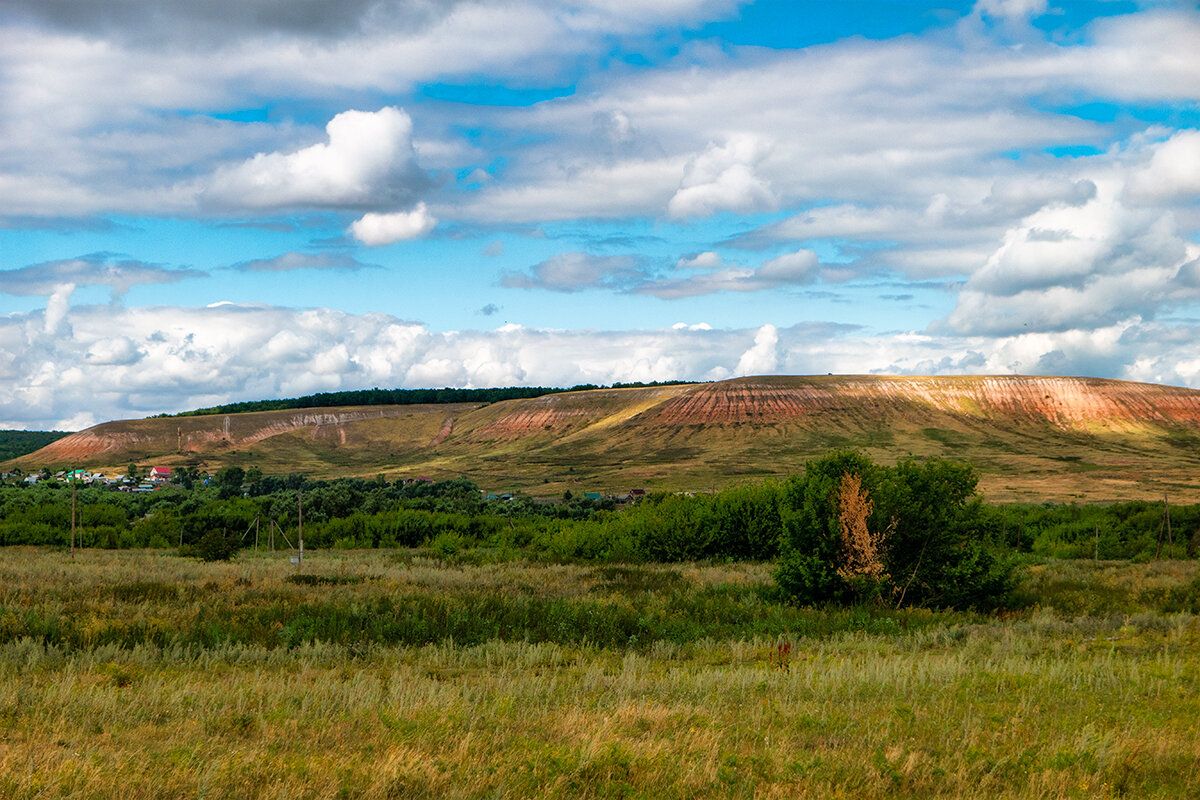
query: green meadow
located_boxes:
[2,548,1199,799]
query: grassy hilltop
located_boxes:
[10,374,1200,502]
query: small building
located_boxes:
[148,467,173,483]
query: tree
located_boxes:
[776,452,1014,610]
[171,465,199,490]
[214,466,246,499]
[196,528,239,561]
[834,472,892,600]
[708,482,783,560]
[776,451,879,605]
[245,466,263,490]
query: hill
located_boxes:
[9,375,1200,502]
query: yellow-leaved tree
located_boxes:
[834,472,892,594]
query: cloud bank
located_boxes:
[4,302,1200,431]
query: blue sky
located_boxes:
[1,0,1199,429]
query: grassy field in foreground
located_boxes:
[2,549,1199,798]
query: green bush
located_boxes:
[196,529,240,561]
[775,451,1014,610]
[537,520,638,562]
[132,510,179,547]
[430,530,468,561]
[87,525,123,549]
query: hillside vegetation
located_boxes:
[159,381,695,418]
[9,375,1200,502]
[0,429,69,461]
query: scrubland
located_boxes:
[2,549,1198,798]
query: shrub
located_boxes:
[708,482,784,560]
[430,530,468,561]
[87,525,123,549]
[132,510,179,547]
[196,529,240,561]
[776,451,1014,610]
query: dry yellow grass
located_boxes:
[2,549,1199,798]
[5,620,1199,798]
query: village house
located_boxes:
[148,467,173,483]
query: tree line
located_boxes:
[1,452,1196,610]
[0,430,69,461]
[154,381,699,418]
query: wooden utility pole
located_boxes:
[1165,493,1173,559]
[70,477,76,558]
[1156,493,1172,560]
[1155,516,1161,560]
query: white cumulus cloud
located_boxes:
[501,252,646,292]
[943,150,1200,337]
[205,106,427,210]
[1126,129,1200,204]
[734,324,779,376]
[636,250,820,299]
[668,136,775,219]
[350,203,437,245]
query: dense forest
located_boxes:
[155,381,699,418]
[0,430,69,461]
